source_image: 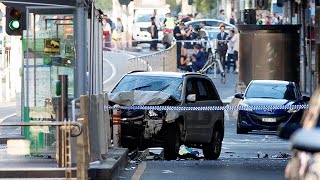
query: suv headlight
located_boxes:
[148,110,159,117]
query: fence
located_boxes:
[127,41,177,72]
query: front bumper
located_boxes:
[238,110,303,131]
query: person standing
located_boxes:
[153,9,161,30]
[115,18,123,49]
[226,34,234,73]
[102,15,112,49]
[173,22,185,67]
[229,12,237,25]
[150,17,158,51]
[269,12,278,25]
[230,29,239,74]
[217,25,228,71]
[218,9,226,21]
[163,13,175,29]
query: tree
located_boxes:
[95,0,113,10]
[195,0,218,18]
[167,0,182,14]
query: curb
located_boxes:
[89,148,129,180]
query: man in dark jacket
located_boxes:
[217,25,228,70]
[173,22,185,67]
[191,44,206,72]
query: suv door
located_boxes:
[183,77,222,143]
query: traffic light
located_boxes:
[244,9,256,24]
[5,7,23,36]
[188,0,193,5]
[119,0,131,6]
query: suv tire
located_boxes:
[164,123,180,160]
[203,127,222,160]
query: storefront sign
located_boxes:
[44,39,60,55]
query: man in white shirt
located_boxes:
[226,34,234,73]
[230,29,239,73]
[153,9,161,30]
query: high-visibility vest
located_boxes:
[165,17,175,29]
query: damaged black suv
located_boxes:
[109,71,224,160]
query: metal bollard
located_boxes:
[112,105,121,147]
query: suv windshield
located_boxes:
[245,83,296,100]
[112,75,183,101]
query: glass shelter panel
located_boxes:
[23,11,75,155]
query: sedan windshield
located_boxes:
[245,83,296,100]
[112,75,183,101]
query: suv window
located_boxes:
[196,79,220,101]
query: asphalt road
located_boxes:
[118,110,290,180]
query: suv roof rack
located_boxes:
[183,72,207,77]
[127,70,147,74]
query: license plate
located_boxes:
[262,118,276,122]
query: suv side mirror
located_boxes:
[302,96,310,102]
[235,93,244,99]
[186,94,196,102]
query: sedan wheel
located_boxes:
[203,127,222,160]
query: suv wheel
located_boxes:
[203,127,222,160]
[164,123,180,160]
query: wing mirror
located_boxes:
[186,94,196,102]
[302,96,310,102]
[234,93,244,99]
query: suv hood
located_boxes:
[108,91,171,106]
[108,91,179,123]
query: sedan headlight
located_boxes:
[287,109,299,113]
[239,103,253,111]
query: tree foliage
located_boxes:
[167,0,182,14]
[95,0,113,10]
[195,0,217,17]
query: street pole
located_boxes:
[316,1,320,86]
[75,0,87,98]
[126,5,129,48]
[300,1,306,92]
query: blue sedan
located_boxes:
[235,80,309,134]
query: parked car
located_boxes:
[109,71,224,160]
[184,19,235,29]
[235,80,309,134]
[278,87,320,179]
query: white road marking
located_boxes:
[103,58,117,85]
[162,170,174,174]
[131,161,146,180]
[0,113,16,123]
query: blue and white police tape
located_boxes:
[105,104,309,111]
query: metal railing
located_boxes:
[127,41,177,72]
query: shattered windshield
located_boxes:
[112,75,183,100]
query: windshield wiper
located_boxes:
[259,97,274,99]
[157,84,170,92]
[131,84,152,91]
